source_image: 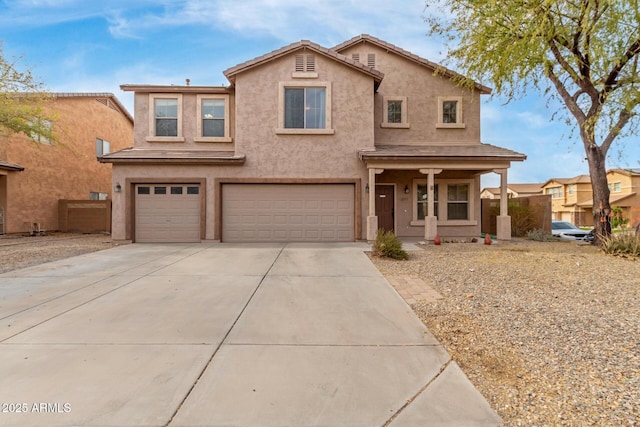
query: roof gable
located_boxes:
[223,39,384,87]
[333,34,491,94]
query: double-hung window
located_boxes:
[447,184,469,220]
[277,82,333,134]
[416,183,438,220]
[147,94,184,142]
[195,95,231,142]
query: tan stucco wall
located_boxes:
[3,97,132,233]
[339,42,482,145]
[112,51,375,241]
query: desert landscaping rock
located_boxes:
[371,240,639,426]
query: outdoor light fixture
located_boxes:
[404,185,409,194]
[365,183,369,193]
[115,183,122,193]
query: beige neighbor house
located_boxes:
[542,169,640,227]
[0,93,133,234]
[100,35,526,243]
[480,183,543,199]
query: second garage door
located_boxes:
[222,183,355,242]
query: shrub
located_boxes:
[526,228,556,242]
[600,233,640,258]
[373,229,409,260]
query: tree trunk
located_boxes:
[585,142,611,243]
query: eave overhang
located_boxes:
[98,148,245,165]
[0,161,25,172]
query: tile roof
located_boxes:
[223,39,384,87]
[98,148,246,165]
[577,192,637,208]
[51,93,133,123]
[359,144,526,161]
[0,160,25,172]
[333,34,492,94]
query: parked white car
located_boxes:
[551,220,592,241]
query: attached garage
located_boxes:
[135,184,201,243]
[221,183,355,242]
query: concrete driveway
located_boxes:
[0,243,501,426]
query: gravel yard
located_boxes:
[0,232,117,274]
[371,239,639,426]
[1,234,637,426]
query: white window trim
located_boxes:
[194,94,232,143]
[381,96,410,129]
[436,96,465,129]
[276,81,334,135]
[410,179,477,226]
[146,93,185,142]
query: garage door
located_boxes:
[135,184,201,243]
[222,184,354,242]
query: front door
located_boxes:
[375,185,394,232]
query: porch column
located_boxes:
[419,168,442,241]
[366,168,384,241]
[496,168,512,241]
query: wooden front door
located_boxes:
[375,185,394,232]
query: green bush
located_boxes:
[600,233,640,258]
[373,229,409,260]
[526,228,556,242]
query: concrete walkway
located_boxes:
[0,243,501,426]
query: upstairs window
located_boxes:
[195,95,232,142]
[147,94,184,142]
[95,138,110,156]
[382,96,409,128]
[437,96,465,128]
[278,82,333,134]
[546,187,563,199]
[154,99,178,136]
[285,87,325,129]
[29,119,52,145]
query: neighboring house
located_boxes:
[542,169,640,226]
[480,183,543,199]
[0,93,133,234]
[100,35,525,243]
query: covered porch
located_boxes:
[360,145,526,242]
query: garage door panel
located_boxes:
[222,184,354,242]
[135,184,201,243]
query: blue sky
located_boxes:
[1,0,638,188]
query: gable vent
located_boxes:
[367,53,376,68]
[352,53,360,62]
[306,54,315,72]
[295,54,305,72]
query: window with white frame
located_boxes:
[413,180,475,223]
[95,138,110,156]
[447,184,469,220]
[416,183,438,220]
[437,96,465,128]
[147,94,184,141]
[195,95,231,142]
[382,96,409,128]
[277,82,333,134]
[546,187,562,199]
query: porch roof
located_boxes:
[359,144,526,163]
[98,148,246,165]
[0,160,24,172]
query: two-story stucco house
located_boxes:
[1,93,133,234]
[100,35,525,243]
